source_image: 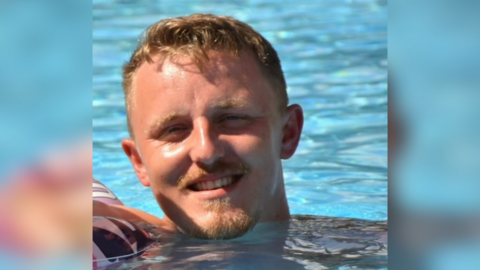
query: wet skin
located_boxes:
[121,51,303,237]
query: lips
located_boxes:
[189,176,232,191]
[186,174,242,192]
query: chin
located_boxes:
[184,201,260,240]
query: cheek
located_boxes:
[162,142,189,158]
[232,134,282,200]
[229,130,279,166]
[230,133,266,155]
[144,143,188,188]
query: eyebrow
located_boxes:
[146,98,252,137]
[211,98,249,109]
[147,112,184,137]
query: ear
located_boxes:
[121,138,151,187]
[280,104,304,159]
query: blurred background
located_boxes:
[93,0,388,222]
[390,0,480,269]
[0,0,91,269]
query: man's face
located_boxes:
[123,51,300,239]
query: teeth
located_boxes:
[206,181,215,190]
[192,177,235,191]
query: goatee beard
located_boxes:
[175,161,257,239]
[182,198,260,240]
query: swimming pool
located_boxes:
[93,0,387,268]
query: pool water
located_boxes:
[123,215,387,270]
[93,0,387,268]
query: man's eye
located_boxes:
[159,126,189,141]
[166,126,186,134]
[219,115,252,128]
[223,115,249,121]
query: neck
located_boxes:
[259,170,290,223]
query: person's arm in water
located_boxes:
[93,201,175,231]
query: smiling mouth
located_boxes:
[188,175,242,191]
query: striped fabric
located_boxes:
[93,178,124,206]
[93,216,154,269]
[92,179,154,269]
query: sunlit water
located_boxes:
[112,215,386,270]
[93,0,387,269]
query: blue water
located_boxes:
[93,0,387,268]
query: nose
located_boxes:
[189,118,224,166]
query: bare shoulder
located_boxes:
[93,201,173,231]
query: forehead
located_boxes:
[135,51,266,88]
[133,51,274,108]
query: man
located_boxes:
[96,13,303,240]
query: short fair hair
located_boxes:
[122,14,288,136]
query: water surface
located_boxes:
[118,215,387,270]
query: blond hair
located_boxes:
[122,14,288,136]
